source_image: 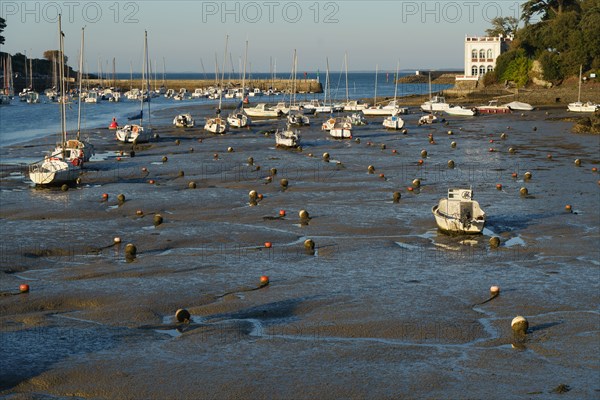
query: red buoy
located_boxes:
[102,193,109,201]
[408,187,414,192]
[496,184,502,190]
[264,242,272,249]
[19,284,29,293]
[259,275,269,287]
[279,210,286,217]
[108,117,118,130]
[418,159,424,165]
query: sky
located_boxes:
[1,0,528,73]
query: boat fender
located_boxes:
[132,125,139,133]
[71,158,81,166]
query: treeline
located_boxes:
[486,0,600,86]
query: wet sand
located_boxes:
[1,104,599,399]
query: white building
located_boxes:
[456,35,513,81]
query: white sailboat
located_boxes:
[445,105,477,116]
[116,31,153,143]
[420,72,450,112]
[329,118,352,139]
[205,35,229,134]
[228,40,250,128]
[342,53,368,111]
[287,50,310,126]
[54,26,95,162]
[29,15,82,186]
[568,65,598,112]
[362,65,403,116]
[275,123,300,148]
[383,61,406,130]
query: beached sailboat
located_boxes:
[432,188,486,234]
[116,31,153,143]
[54,26,95,162]
[362,65,404,116]
[275,123,300,148]
[227,40,251,128]
[287,50,310,126]
[382,61,405,129]
[329,118,352,139]
[205,35,229,134]
[29,15,83,185]
[568,66,598,112]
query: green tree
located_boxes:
[43,50,68,64]
[521,0,581,23]
[485,17,520,37]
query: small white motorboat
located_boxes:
[116,124,152,143]
[432,188,486,234]
[445,106,477,116]
[420,95,450,113]
[287,112,310,126]
[227,112,250,128]
[476,100,511,114]
[382,115,405,130]
[418,114,438,125]
[244,103,282,118]
[173,113,195,128]
[204,116,228,134]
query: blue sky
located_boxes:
[1,1,527,73]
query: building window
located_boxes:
[471,49,478,59]
[479,65,486,75]
[487,65,494,72]
[472,66,478,76]
[487,49,493,59]
[479,49,485,59]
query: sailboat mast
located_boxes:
[578,65,582,103]
[374,64,378,106]
[140,31,146,125]
[345,52,349,103]
[393,60,399,102]
[29,56,33,91]
[325,57,330,105]
[218,35,228,113]
[145,30,151,126]
[58,15,67,148]
[241,40,248,99]
[76,27,84,140]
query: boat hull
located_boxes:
[29,158,80,185]
[432,205,485,234]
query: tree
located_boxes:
[43,50,68,64]
[0,17,5,45]
[485,17,520,37]
[521,0,581,24]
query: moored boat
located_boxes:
[432,188,486,234]
[173,113,195,128]
[476,100,511,114]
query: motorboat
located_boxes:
[504,101,534,111]
[420,95,450,113]
[432,188,486,234]
[173,113,195,128]
[329,119,352,139]
[445,106,477,116]
[476,100,511,114]
[244,103,282,118]
[382,115,405,130]
[418,114,438,125]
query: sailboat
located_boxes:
[568,65,598,112]
[227,40,250,128]
[420,72,450,113]
[54,26,95,162]
[383,61,406,130]
[275,122,300,148]
[29,15,83,185]
[116,31,153,143]
[287,50,310,126]
[362,65,401,116]
[342,53,368,111]
[205,35,229,134]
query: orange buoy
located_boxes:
[511,173,518,178]
[279,210,286,217]
[102,193,109,201]
[489,139,494,143]
[407,187,414,192]
[108,117,118,130]
[547,154,552,159]
[142,167,148,172]
[259,275,270,287]
[264,242,272,248]
[565,205,572,212]
[116,157,122,161]
[496,184,502,190]
[392,149,397,154]
[592,167,598,173]
[379,173,385,179]
[19,284,30,293]
[418,159,424,165]
[489,148,495,152]
[257,193,263,200]
[148,179,155,184]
